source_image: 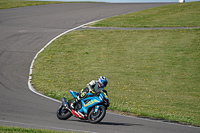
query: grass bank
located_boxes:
[32,28,200,126]
[0,0,68,9]
[91,2,200,27]
[0,126,80,133]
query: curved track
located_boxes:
[0,3,199,133]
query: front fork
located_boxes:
[62,97,68,107]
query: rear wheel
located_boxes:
[57,105,72,120]
[88,106,106,124]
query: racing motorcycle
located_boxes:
[57,90,110,123]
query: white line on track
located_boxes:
[28,20,101,103]
[26,20,102,133]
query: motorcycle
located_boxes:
[57,90,110,123]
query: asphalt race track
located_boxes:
[0,3,199,133]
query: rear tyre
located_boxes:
[57,105,72,120]
[88,106,106,124]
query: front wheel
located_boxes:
[88,106,106,124]
[57,105,72,120]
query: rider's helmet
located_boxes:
[98,76,108,88]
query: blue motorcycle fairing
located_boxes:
[70,90,79,99]
[86,92,94,96]
[69,90,107,115]
[78,96,103,114]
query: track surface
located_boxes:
[0,3,199,133]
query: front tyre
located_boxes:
[57,105,72,120]
[88,106,106,124]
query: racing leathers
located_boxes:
[79,80,104,98]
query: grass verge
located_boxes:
[31,2,200,126]
[32,28,200,126]
[1,0,99,10]
[0,125,81,133]
[91,2,200,27]
[0,0,68,9]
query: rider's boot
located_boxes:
[70,96,80,109]
[70,102,75,109]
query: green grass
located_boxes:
[0,0,67,9]
[0,0,104,10]
[0,126,80,133]
[91,2,200,27]
[32,28,200,126]
[31,2,200,126]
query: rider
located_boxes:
[70,76,108,109]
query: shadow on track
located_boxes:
[69,119,143,126]
[99,121,144,127]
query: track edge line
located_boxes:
[28,20,101,103]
